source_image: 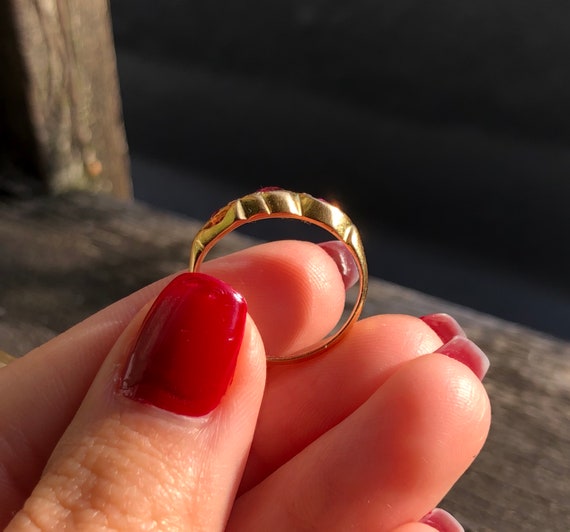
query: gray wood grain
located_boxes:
[0,192,568,531]
[0,0,131,198]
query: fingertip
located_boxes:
[433,336,491,381]
[420,508,465,532]
[372,352,491,512]
[420,313,467,343]
[420,352,491,421]
[317,240,359,289]
[356,314,444,358]
[391,523,449,532]
[392,514,464,532]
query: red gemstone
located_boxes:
[257,186,284,193]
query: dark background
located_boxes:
[109,0,570,340]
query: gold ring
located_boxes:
[189,187,368,362]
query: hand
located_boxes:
[1,240,490,531]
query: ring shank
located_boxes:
[189,189,368,362]
[0,349,16,368]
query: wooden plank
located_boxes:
[0,191,568,531]
[0,0,131,198]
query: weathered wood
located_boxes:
[0,192,568,531]
[0,0,131,198]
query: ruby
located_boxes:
[257,186,284,193]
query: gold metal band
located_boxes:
[189,188,368,362]
[0,349,16,368]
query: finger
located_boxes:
[392,506,465,532]
[0,239,346,519]
[228,353,491,531]
[417,508,465,532]
[7,273,266,530]
[204,240,347,356]
[391,525,440,532]
[240,313,444,491]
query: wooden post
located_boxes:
[0,0,132,199]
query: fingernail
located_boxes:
[318,240,359,289]
[435,336,490,380]
[420,313,466,343]
[420,508,465,532]
[120,272,247,416]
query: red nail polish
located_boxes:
[420,313,466,343]
[435,336,490,380]
[318,240,359,289]
[420,508,465,532]
[120,273,247,416]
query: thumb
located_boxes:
[8,273,266,531]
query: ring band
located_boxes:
[0,349,16,368]
[189,188,368,362]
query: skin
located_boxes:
[0,240,491,531]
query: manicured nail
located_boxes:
[420,313,466,343]
[435,336,490,380]
[120,272,247,416]
[420,508,465,532]
[318,240,359,289]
